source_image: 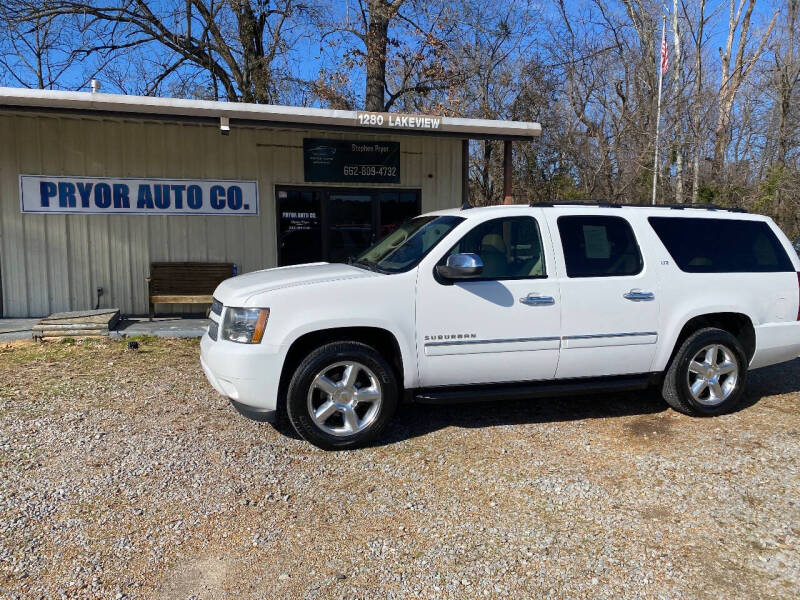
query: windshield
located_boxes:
[353,215,464,273]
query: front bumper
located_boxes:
[200,332,285,412]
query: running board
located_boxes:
[413,374,654,404]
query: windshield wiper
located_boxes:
[352,259,388,274]
[352,259,377,272]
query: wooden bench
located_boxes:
[147,262,234,320]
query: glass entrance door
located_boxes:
[327,193,374,264]
[277,187,421,266]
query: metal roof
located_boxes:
[0,87,542,140]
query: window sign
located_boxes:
[303,139,400,184]
[583,225,611,259]
[19,175,258,215]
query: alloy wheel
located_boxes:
[306,361,383,437]
[686,344,739,406]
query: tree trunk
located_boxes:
[776,0,798,168]
[713,0,776,175]
[712,94,734,175]
[365,0,391,112]
[482,140,493,205]
[773,0,799,230]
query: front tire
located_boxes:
[662,327,748,416]
[286,341,398,450]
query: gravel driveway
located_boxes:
[1,337,798,599]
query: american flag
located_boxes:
[660,26,669,73]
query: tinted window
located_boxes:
[443,216,546,279]
[649,217,793,273]
[558,215,643,277]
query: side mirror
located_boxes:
[436,253,483,280]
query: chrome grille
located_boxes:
[208,320,219,341]
[210,298,223,316]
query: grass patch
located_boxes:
[123,334,159,344]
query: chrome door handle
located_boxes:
[623,289,655,301]
[520,293,555,306]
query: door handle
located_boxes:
[520,293,555,306]
[623,289,655,301]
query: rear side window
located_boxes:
[648,217,793,273]
[557,215,643,277]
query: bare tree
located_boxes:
[314,0,457,112]
[713,0,777,174]
[451,0,540,204]
[679,0,712,203]
[758,0,800,234]
[0,1,96,89]
[364,0,397,111]
[30,0,311,102]
[553,0,662,202]
[772,0,800,169]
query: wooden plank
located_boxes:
[39,309,119,325]
[151,295,213,304]
[33,322,108,331]
[37,328,110,337]
[40,308,119,320]
[38,309,120,332]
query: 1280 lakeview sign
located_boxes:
[19,175,259,215]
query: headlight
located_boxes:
[221,307,269,344]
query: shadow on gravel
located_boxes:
[379,358,800,445]
[740,357,800,407]
[379,389,669,445]
[257,358,800,446]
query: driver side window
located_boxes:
[444,216,546,280]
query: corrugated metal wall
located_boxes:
[0,111,462,317]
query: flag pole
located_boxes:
[651,13,666,206]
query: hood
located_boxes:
[213,262,379,305]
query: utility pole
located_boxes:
[652,13,667,205]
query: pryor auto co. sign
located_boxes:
[19,175,258,215]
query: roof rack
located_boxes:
[527,200,747,213]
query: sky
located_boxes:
[0,0,783,107]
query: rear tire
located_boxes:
[286,341,398,450]
[662,327,748,416]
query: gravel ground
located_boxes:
[0,336,799,599]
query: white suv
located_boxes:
[200,204,800,449]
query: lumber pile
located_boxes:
[32,309,120,340]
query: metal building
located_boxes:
[0,88,541,318]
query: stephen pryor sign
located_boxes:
[303,139,400,184]
[19,175,259,215]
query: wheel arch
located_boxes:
[278,326,406,414]
[660,311,756,372]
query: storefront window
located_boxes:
[276,187,421,266]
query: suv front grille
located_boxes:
[208,320,219,341]
[210,298,223,316]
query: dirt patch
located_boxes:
[623,414,674,441]
[638,505,674,522]
[155,557,230,600]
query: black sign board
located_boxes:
[303,138,400,183]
